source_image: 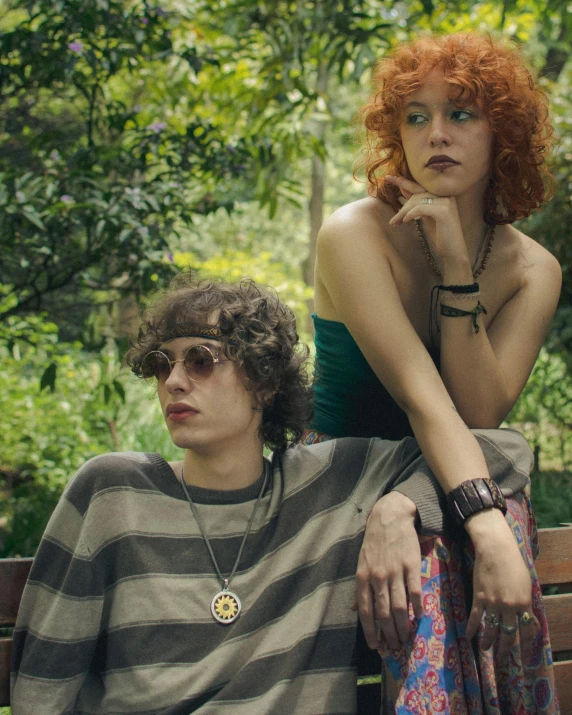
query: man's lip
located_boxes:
[426,155,459,167]
[166,404,198,416]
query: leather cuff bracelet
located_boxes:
[446,478,507,526]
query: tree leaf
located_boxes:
[39,362,57,392]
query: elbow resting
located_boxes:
[457,402,512,430]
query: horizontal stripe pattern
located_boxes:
[11,432,532,713]
[12,440,399,714]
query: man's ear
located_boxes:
[253,390,276,412]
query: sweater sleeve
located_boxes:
[386,428,534,535]
[10,483,105,714]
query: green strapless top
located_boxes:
[311,314,440,440]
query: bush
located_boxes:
[530,470,572,528]
[0,316,125,556]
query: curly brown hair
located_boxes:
[125,274,313,453]
[359,33,553,224]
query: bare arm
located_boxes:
[317,208,495,493]
[387,174,562,427]
[316,206,537,657]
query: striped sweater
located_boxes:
[11,431,532,714]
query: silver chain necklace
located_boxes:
[180,462,270,624]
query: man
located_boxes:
[11,275,532,714]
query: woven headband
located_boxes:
[161,324,238,346]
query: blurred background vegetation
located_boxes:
[0,0,571,561]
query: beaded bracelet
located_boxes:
[447,478,507,526]
[439,290,481,300]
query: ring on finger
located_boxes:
[485,614,500,627]
[500,622,517,635]
[519,611,534,626]
[421,197,433,205]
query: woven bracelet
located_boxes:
[440,301,487,333]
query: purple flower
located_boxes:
[68,41,84,54]
[60,195,73,204]
[166,252,174,263]
[141,17,149,24]
[49,150,61,161]
[146,121,167,134]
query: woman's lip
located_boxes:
[426,160,459,170]
[168,410,196,422]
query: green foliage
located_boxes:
[530,470,572,528]
[173,246,314,343]
[192,0,405,217]
[520,69,572,307]
[0,0,258,327]
[0,315,127,556]
[507,347,572,470]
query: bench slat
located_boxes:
[544,593,572,653]
[554,661,572,715]
[0,558,33,626]
[536,527,572,586]
[0,639,12,706]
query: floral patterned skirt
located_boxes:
[301,430,559,714]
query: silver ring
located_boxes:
[500,622,517,635]
[519,611,534,626]
[421,197,433,205]
[484,614,500,627]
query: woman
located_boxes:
[305,33,561,712]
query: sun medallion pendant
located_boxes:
[211,588,241,624]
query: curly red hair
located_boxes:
[359,33,553,224]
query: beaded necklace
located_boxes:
[414,219,495,279]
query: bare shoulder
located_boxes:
[319,197,393,241]
[315,198,399,318]
[508,225,562,289]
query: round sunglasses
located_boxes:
[141,344,230,384]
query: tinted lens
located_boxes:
[141,351,171,383]
[183,345,215,381]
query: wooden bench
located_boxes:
[1,528,571,710]
[0,557,33,706]
[536,526,572,711]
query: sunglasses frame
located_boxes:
[141,344,230,384]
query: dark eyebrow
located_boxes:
[157,346,175,358]
[158,341,221,357]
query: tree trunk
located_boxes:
[305,151,325,288]
[539,13,570,81]
[303,60,328,325]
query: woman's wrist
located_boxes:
[440,258,474,284]
[373,491,418,523]
[447,477,507,526]
[463,507,509,544]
